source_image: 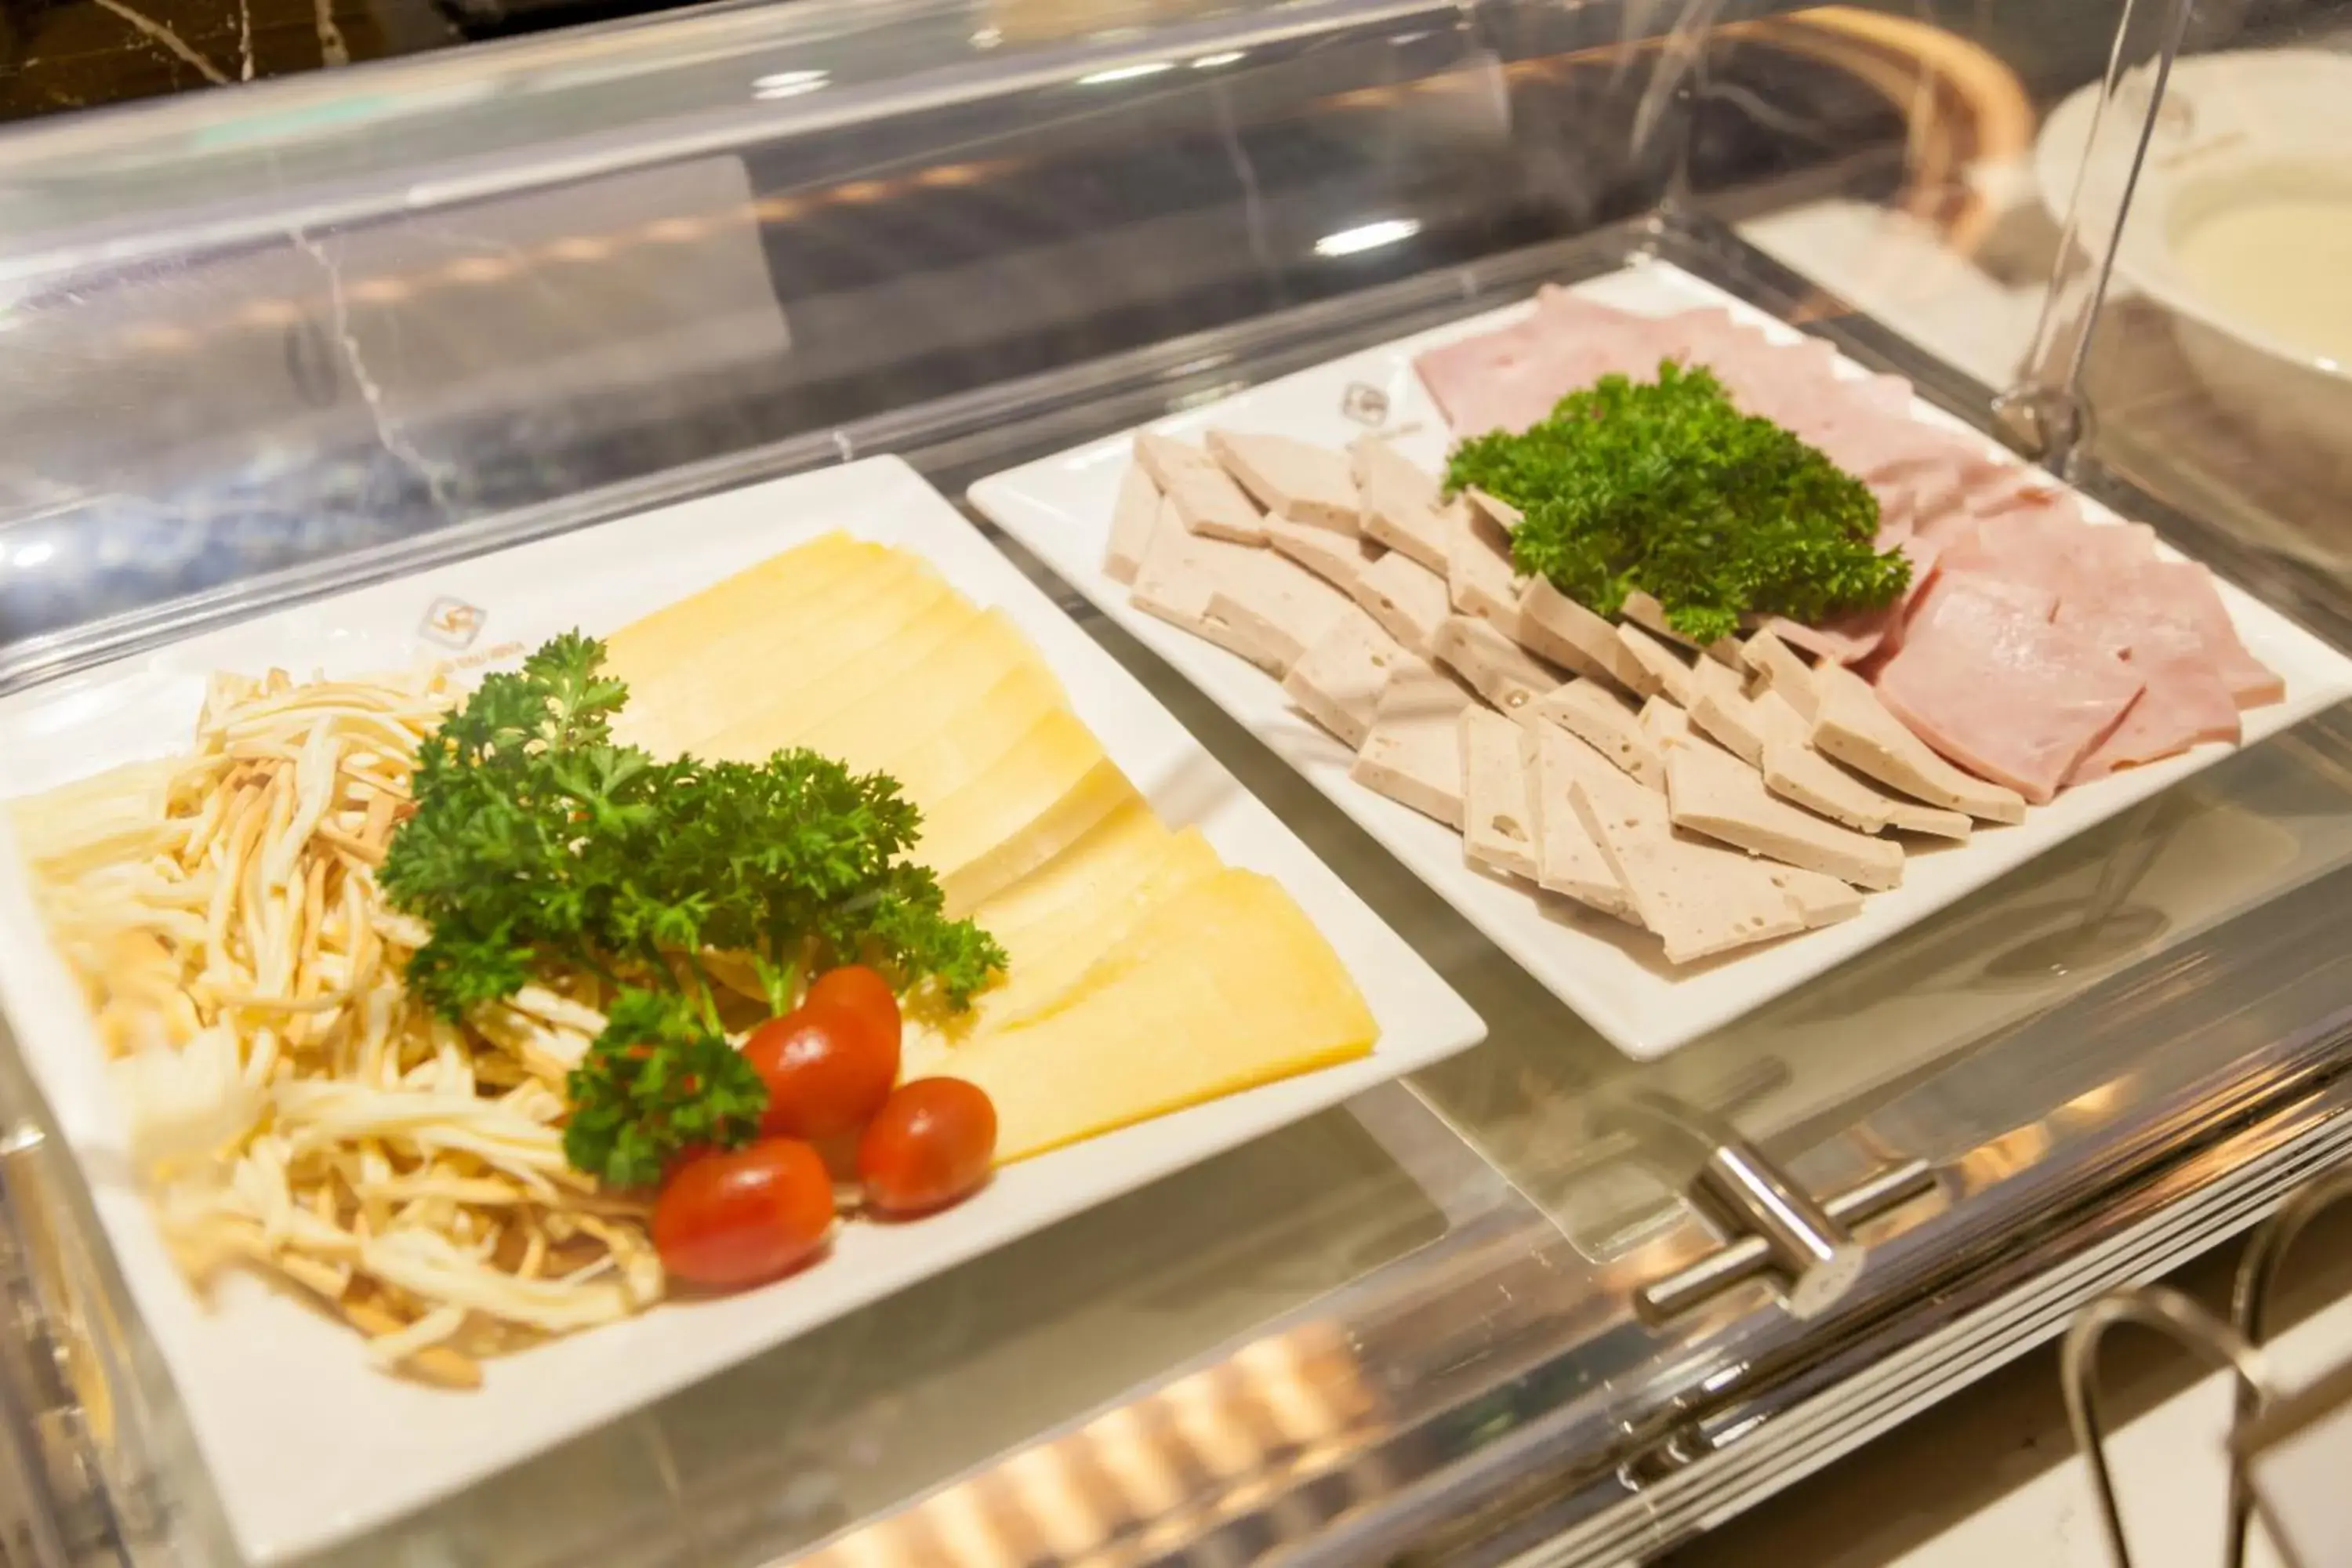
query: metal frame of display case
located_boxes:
[1,1,2350,1563]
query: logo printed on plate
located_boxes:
[419,597,486,649]
[1340,382,1390,426]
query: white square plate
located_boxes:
[0,457,1486,1563]
[968,258,2352,1059]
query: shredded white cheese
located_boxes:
[13,666,660,1388]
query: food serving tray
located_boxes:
[0,458,1486,1563]
[968,258,2352,1059]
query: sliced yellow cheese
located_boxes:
[969,826,1221,1033]
[609,553,942,755]
[862,662,1065,810]
[974,809,1187,967]
[695,592,985,762]
[795,609,1054,774]
[762,612,1047,792]
[925,710,1138,913]
[604,532,876,670]
[940,869,1377,1160]
[671,579,974,761]
[968,800,1172,952]
[607,537,895,699]
[1008,829,1239,1004]
[939,760,1138,916]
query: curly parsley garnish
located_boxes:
[1446,360,1911,645]
[558,992,768,1189]
[380,632,1005,1186]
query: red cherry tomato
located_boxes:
[742,1000,899,1141]
[857,1078,997,1216]
[805,964,901,1052]
[652,1139,834,1289]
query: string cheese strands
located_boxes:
[12,667,659,1388]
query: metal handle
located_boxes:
[2051,1163,2352,1568]
[2223,1167,2352,1568]
[1602,1088,1936,1324]
[1638,1158,1936,1323]
[2062,1285,2270,1568]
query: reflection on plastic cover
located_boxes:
[802,1321,1373,1565]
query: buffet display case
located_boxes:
[2,0,2350,1564]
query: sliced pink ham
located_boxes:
[2060,552,2277,785]
[1771,616,1884,666]
[1407,290,2281,782]
[1646,310,1835,416]
[1799,416,2005,499]
[1907,459,2047,549]
[1978,519,2275,710]
[1414,316,1588,437]
[1415,296,1690,437]
[1874,577,2145,805]
[2056,575,2241,783]
[2148,560,2284,710]
[1856,373,1915,415]
[1873,488,1918,545]
[1911,566,2056,624]
[1416,297,1857,439]
[1773,532,1945,667]
[1968,474,2075,521]
[1913,504,1981,551]
[1939,509,2154,606]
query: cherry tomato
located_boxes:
[857,1078,997,1216]
[805,965,901,1053]
[652,1139,834,1289]
[742,1000,898,1141]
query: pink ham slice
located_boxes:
[1414,316,1587,437]
[1995,520,2276,710]
[1770,532,1943,666]
[1913,565,2056,624]
[1772,617,1884,666]
[1873,488,1918,546]
[1415,297,1855,439]
[1938,509,2154,606]
[1856,373,1916,415]
[1874,576,2144,805]
[1768,619,1870,664]
[1969,474,2080,523]
[1646,310,1835,414]
[2056,567,2243,782]
[1781,401,2005,496]
[2154,560,2285,710]
[1933,510,2278,698]
[1414,296,1687,437]
[1410,294,2284,770]
[1856,557,2049,680]
[1904,459,2039,550]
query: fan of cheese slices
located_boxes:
[1105,430,2036,968]
[602,531,1378,1159]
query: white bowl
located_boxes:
[2156,156,2352,452]
[2035,49,2352,458]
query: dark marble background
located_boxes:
[2,0,443,118]
[0,0,718,122]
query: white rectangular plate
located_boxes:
[0,457,1486,1564]
[969,257,2352,1060]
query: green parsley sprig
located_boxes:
[558,991,768,1189]
[379,632,1005,1187]
[1446,360,1910,644]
